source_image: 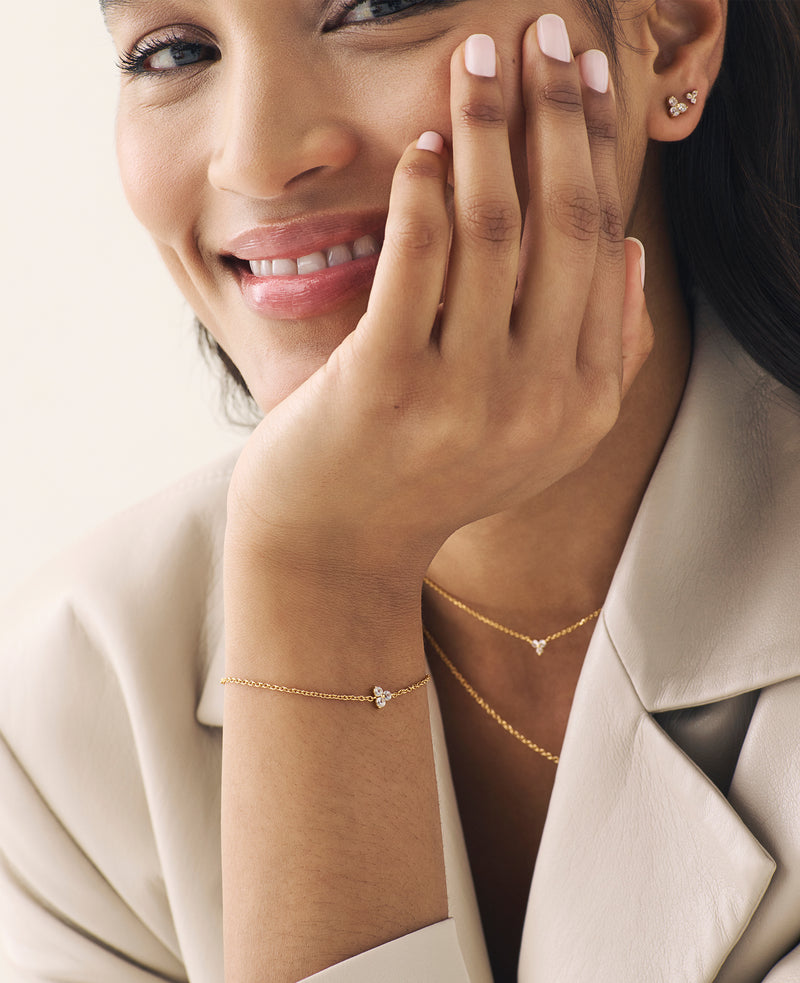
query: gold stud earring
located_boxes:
[668,95,689,117]
[668,90,699,117]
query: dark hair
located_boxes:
[199,0,800,416]
[197,325,261,426]
[664,0,800,395]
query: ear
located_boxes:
[643,0,727,142]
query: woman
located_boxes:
[1,0,799,980]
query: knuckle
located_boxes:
[525,399,565,446]
[585,114,618,147]
[398,157,444,182]
[628,320,656,364]
[461,195,521,248]
[545,185,601,242]
[459,100,508,129]
[588,400,621,442]
[538,80,584,116]
[581,374,622,435]
[390,217,446,256]
[598,196,625,248]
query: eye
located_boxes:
[118,31,219,77]
[337,0,442,26]
[145,41,215,71]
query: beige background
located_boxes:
[1,5,245,603]
[0,5,244,975]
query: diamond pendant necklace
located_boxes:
[423,625,559,764]
[422,577,602,656]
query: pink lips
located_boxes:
[239,254,381,320]
[224,210,386,321]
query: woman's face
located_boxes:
[109,0,651,411]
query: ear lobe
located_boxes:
[644,0,726,142]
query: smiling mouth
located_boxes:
[239,234,382,278]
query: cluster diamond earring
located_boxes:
[668,90,699,117]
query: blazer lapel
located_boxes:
[518,621,775,982]
[521,303,800,981]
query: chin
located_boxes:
[239,300,370,413]
[245,347,336,414]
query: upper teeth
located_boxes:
[248,234,380,278]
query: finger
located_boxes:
[620,237,654,397]
[439,34,522,357]
[359,133,451,356]
[573,49,628,383]
[515,15,599,366]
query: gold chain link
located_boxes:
[423,577,601,655]
[423,626,559,764]
[220,674,430,707]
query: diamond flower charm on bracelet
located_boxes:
[373,686,393,709]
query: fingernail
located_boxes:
[579,49,609,94]
[465,34,497,78]
[417,131,445,155]
[537,14,571,63]
[627,237,646,289]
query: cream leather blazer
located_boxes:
[1,303,799,982]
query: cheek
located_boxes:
[344,52,454,162]
[115,98,222,329]
[115,99,207,252]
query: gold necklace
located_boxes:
[423,625,559,765]
[423,577,601,656]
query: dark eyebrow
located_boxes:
[100,0,208,22]
[99,0,128,14]
[99,0,137,21]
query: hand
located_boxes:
[222,29,653,968]
[228,21,653,587]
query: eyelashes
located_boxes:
[333,0,444,26]
[330,0,466,29]
[117,28,219,76]
[116,0,465,78]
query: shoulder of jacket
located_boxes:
[0,450,238,659]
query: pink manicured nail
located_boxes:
[417,131,445,155]
[537,14,571,63]
[579,50,609,94]
[465,34,497,78]
[627,237,646,289]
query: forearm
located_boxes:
[221,543,447,983]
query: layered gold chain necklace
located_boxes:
[422,577,603,765]
[423,577,601,655]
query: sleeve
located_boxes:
[0,734,186,982]
[0,597,189,983]
[299,921,472,983]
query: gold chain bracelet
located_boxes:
[220,674,431,709]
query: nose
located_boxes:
[207,54,359,199]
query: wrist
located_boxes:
[225,465,441,587]
[223,531,427,683]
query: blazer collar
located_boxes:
[604,300,800,712]
[520,303,799,980]
[519,618,776,981]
